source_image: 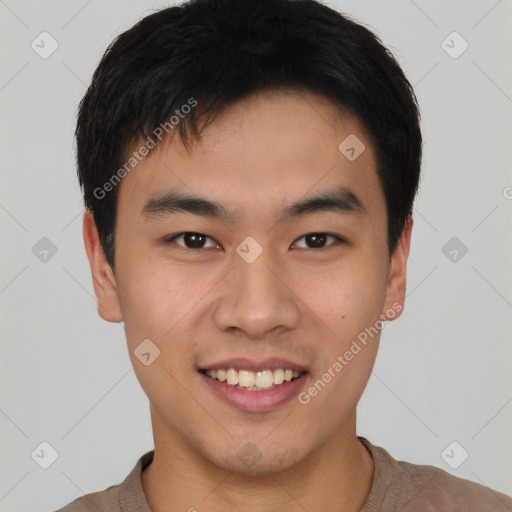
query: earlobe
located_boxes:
[82,209,123,323]
[382,217,413,321]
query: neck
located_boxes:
[142,412,374,512]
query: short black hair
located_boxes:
[76,0,422,273]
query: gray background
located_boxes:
[0,0,511,510]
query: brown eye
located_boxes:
[292,233,342,249]
[166,232,219,250]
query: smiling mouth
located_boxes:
[199,368,306,391]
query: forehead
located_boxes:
[116,89,384,226]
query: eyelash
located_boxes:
[164,232,345,251]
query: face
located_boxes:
[84,88,411,474]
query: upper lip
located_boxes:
[198,357,308,373]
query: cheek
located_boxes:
[116,255,210,376]
[115,252,190,343]
[298,257,387,334]
[117,263,199,398]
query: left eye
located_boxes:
[292,233,341,249]
[165,232,342,250]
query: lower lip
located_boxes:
[199,371,308,412]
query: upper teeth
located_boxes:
[204,368,301,389]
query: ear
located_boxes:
[382,216,413,321]
[82,209,123,323]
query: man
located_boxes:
[57,0,512,510]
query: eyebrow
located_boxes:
[141,186,367,224]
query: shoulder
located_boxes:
[360,438,512,511]
[54,484,120,512]
[53,450,153,512]
[392,458,512,510]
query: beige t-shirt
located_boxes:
[55,436,512,511]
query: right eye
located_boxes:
[164,232,221,250]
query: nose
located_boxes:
[212,246,301,340]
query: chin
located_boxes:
[201,438,308,476]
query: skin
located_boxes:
[83,88,412,512]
